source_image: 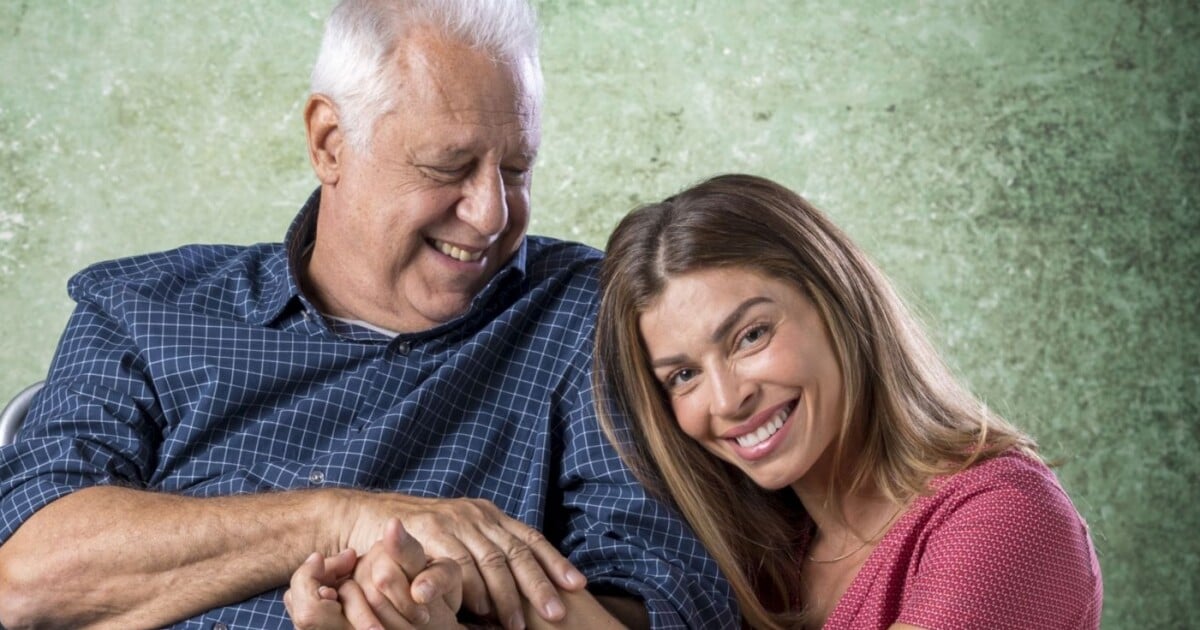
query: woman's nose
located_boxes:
[708,365,753,419]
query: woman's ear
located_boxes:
[304,94,344,185]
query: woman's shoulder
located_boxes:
[929,450,1067,504]
[888,450,1103,629]
[909,449,1100,584]
[910,449,1095,559]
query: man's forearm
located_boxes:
[0,485,341,629]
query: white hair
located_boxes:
[310,0,543,151]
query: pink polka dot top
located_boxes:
[815,451,1103,629]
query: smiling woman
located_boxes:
[638,270,846,494]
[593,173,1104,629]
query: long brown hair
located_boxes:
[593,174,1038,628]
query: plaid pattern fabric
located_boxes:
[0,190,736,629]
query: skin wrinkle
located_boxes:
[304,28,539,333]
[405,28,539,126]
[403,32,539,176]
[0,7,656,630]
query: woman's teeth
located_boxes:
[437,241,483,262]
[736,405,791,448]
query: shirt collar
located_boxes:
[243,188,320,327]
[254,187,530,333]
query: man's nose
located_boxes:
[458,167,508,236]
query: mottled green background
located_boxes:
[1,1,1196,627]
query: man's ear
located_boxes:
[304,94,344,185]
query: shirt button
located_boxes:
[396,341,412,355]
[308,469,325,484]
[213,623,229,630]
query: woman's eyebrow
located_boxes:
[648,296,772,369]
[710,297,771,343]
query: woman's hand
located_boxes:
[286,518,465,629]
[284,549,357,630]
[338,493,586,628]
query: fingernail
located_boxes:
[544,597,565,619]
[565,568,586,587]
[415,606,430,625]
[413,582,436,603]
[508,612,526,630]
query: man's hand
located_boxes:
[342,495,587,629]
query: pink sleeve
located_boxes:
[897,465,1102,630]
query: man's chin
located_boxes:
[410,295,477,329]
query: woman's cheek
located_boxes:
[673,398,709,441]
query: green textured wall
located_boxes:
[1,1,1196,627]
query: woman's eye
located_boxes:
[738,324,769,349]
[666,368,697,390]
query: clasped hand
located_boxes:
[286,518,463,629]
[286,495,588,629]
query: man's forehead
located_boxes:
[393,53,540,123]
[395,29,539,95]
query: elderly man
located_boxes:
[0,1,735,628]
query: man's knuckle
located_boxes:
[533,579,559,599]
[505,542,536,563]
[519,527,549,547]
[452,551,477,569]
[478,548,511,570]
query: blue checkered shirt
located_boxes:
[0,190,736,629]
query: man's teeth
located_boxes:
[437,241,483,262]
[736,406,790,448]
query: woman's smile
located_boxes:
[639,267,844,492]
[725,398,797,459]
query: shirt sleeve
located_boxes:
[897,460,1103,630]
[553,313,739,629]
[0,278,163,544]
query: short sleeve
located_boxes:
[897,461,1102,630]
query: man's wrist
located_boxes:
[301,486,358,556]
